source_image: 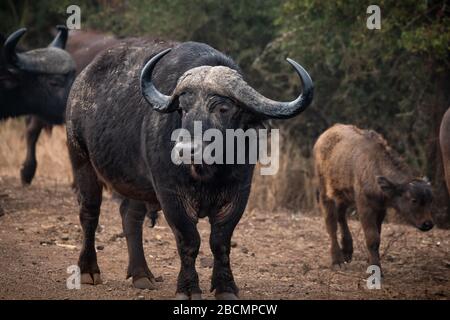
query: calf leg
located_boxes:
[209,217,241,300]
[376,210,386,234]
[320,195,344,267]
[119,198,156,289]
[359,206,384,271]
[74,162,103,285]
[21,116,46,185]
[337,203,353,262]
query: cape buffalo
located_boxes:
[1,26,76,185]
[314,124,433,273]
[440,108,450,196]
[19,30,120,185]
[66,39,313,299]
[1,26,75,121]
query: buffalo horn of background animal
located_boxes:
[141,48,314,118]
[3,27,27,66]
[48,25,68,49]
[3,26,73,74]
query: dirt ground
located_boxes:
[0,173,449,300]
[0,120,449,300]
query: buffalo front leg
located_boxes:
[119,198,157,289]
[74,163,103,285]
[21,116,46,185]
[163,204,202,300]
[359,205,384,273]
[209,220,240,300]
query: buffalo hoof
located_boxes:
[343,251,353,263]
[215,292,239,300]
[331,249,345,268]
[133,277,156,290]
[174,293,202,300]
[174,293,190,300]
[20,164,36,186]
[20,174,33,186]
[331,262,347,271]
[81,273,102,285]
[191,293,203,300]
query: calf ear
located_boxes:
[377,176,398,197]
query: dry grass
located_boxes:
[0,119,72,184]
[0,119,318,213]
[247,137,316,213]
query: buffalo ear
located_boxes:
[377,176,398,197]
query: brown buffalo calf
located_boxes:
[314,124,433,272]
[439,108,450,196]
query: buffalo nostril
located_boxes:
[420,220,434,231]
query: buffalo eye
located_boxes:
[218,104,230,113]
[411,198,417,204]
[47,75,65,87]
[209,95,234,114]
[49,80,61,87]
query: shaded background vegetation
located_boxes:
[1,1,449,225]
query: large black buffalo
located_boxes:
[66,39,313,299]
[0,26,76,184]
[20,30,120,185]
